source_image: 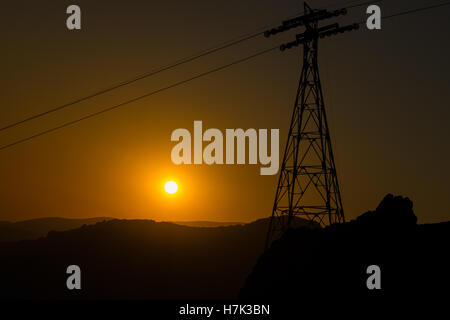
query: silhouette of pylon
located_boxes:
[266,2,348,247]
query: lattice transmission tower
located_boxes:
[266,2,360,247]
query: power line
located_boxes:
[383,1,450,19]
[0,0,380,133]
[356,0,450,25]
[0,46,279,151]
[0,32,261,133]
[1,0,443,152]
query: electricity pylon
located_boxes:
[266,2,359,247]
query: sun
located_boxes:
[164,180,178,194]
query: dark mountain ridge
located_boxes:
[0,217,111,242]
[1,194,448,300]
[0,216,316,299]
[0,217,250,243]
[239,194,450,300]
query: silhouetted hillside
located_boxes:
[0,217,111,242]
[3,196,446,301]
[0,218,251,242]
[0,216,316,299]
[171,221,244,228]
[239,194,450,299]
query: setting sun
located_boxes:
[164,181,178,194]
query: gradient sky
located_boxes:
[1,0,449,223]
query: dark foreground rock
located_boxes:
[239,194,450,300]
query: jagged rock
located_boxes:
[355,194,417,229]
